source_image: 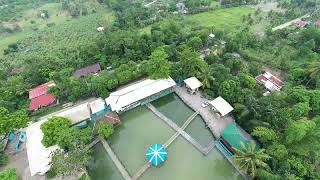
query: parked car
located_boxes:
[201,101,210,108]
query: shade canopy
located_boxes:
[184,77,202,90]
[209,96,234,117]
[146,144,167,166]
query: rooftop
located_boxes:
[29,94,56,111]
[26,119,59,176]
[55,103,91,124]
[73,63,101,77]
[256,72,284,91]
[209,96,234,117]
[89,98,106,114]
[105,77,176,112]
[184,77,202,90]
[29,81,55,99]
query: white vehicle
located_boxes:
[201,101,210,108]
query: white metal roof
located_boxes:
[26,120,59,176]
[209,33,215,38]
[55,103,91,124]
[184,77,202,90]
[105,77,176,112]
[89,98,106,114]
[209,96,234,117]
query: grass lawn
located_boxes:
[140,7,255,35]
[184,7,255,31]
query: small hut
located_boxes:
[209,96,233,117]
[184,77,202,94]
[101,112,121,127]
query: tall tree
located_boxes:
[147,47,172,79]
[308,61,320,86]
[50,143,91,177]
[178,46,206,77]
[0,107,28,135]
[234,141,271,178]
[197,66,214,89]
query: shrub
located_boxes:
[0,168,17,180]
[97,123,114,139]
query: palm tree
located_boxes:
[306,62,320,86]
[309,62,320,81]
[197,66,215,89]
[233,141,270,178]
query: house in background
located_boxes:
[256,72,284,95]
[29,81,57,111]
[73,63,101,78]
[315,19,320,27]
[293,19,308,28]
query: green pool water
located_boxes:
[140,137,242,180]
[87,143,123,180]
[107,106,175,175]
[185,115,214,146]
[152,94,194,126]
[88,93,242,180]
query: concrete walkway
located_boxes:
[37,97,98,121]
[100,139,132,180]
[174,86,233,138]
[146,103,209,155]
[272,14,309,31]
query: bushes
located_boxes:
[41,116,71,147]
[0,168,17,180]
[97,123,114,139]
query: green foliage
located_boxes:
[97,123,114,139]
[234,141,271,178]
[50,144,91,177]
[41,116,71,147]
[41,116,91,148]
[187,36,203,50]
[266,143,288,160]
[252,127,279,144]
[196,66,215,89]
[0,144,8,165]
[177,46,206,77]
[0,107,29,135]
[0,168,17,180]
[147,47,172,79]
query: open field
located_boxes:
[0,2,113,58]
[141,6,255,34]
[184,7,255,30]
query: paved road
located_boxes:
[37,97,98,121]
[272,14,309,31]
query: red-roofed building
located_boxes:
[294,19,308,27]
[29,81,57,111]
[73,63,101,78]
[256,72,284,92]
[315,19,320,26]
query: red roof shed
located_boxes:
[29,81,55,99]
[73,63,101,77]
[29,81,57,111]
[29,94,56,111]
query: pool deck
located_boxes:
[100,138,132,180]
[174,86,234,138]
[146,103,213,155]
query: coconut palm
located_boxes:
[305,61,320,86]
[233,141,270,178]
[197,66,215,89]
[309,62,320,81]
